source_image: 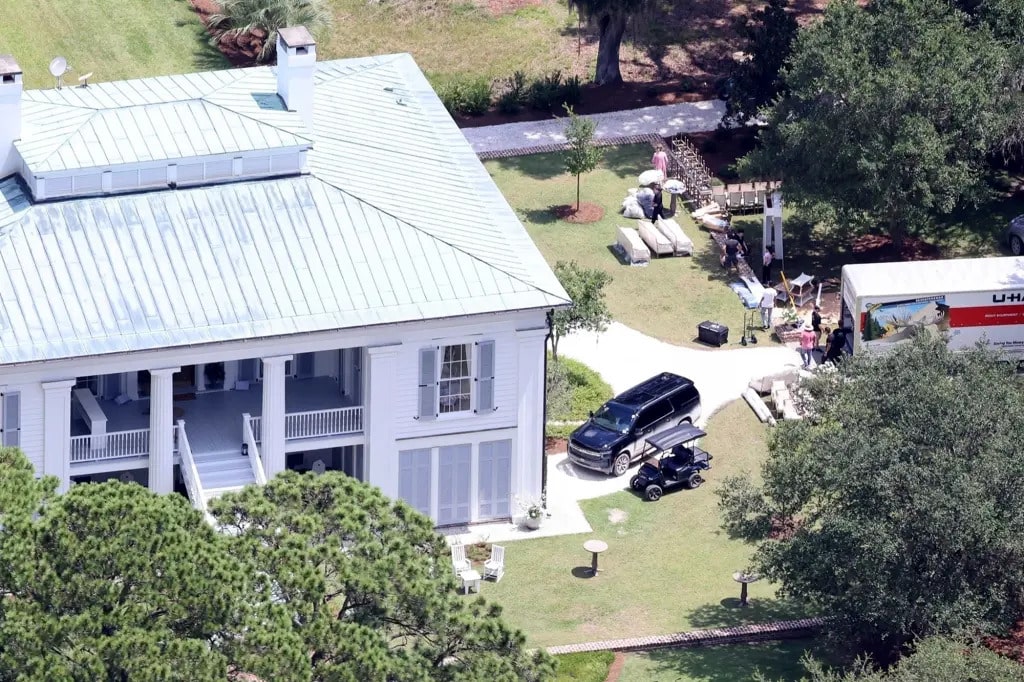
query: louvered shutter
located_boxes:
[418,347,438,420]
[2,393,20,447]
[476,340,495,413]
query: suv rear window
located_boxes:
[669,386,699,413]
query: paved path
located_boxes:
[462,99,726,156]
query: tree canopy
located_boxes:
[0,449,254,681]
[718,338,1024,660]
[568,0,647,85]
[0,450,550,681]
[739,0,1016,246]
[211,470,554,681]
[209,0,333,62]
[549,260,611,360]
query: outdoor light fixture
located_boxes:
[241,442,249,457]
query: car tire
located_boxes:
[645,484,663,501]
[629,475,641,491]
[677,417,692,427]
[612,452,630,477]
[687,473,704,489]
[1012,235,1023,256]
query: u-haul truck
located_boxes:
[840,256,1024,358]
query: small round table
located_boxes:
[584,539,608,576]
[732,571,761,607]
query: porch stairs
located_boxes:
[192,450,256,504]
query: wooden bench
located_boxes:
[616,226,651,265]
[72,388,107,450]
[637,220,674,257]
[655,218,694,256]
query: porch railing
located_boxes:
[176,420,207,514]
[242,413,267,486]
[249,406,363,443]
[70,428,150,463]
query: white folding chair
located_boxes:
[484,545,505,583]
[451,543,470,577]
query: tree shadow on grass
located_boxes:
[686,597,812,630]
[521,207,563,225]
[493,154,567,181]
[601,144,658,182]
[636,638,821,682]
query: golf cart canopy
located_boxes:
[647,424,706,451]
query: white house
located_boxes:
[0,28,570,526]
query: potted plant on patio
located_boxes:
[516,493,546,530]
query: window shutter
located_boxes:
[476,340,495,413]
[2,393,20,448]
[418,347,438,420]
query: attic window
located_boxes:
[2,75,14,83]
[296,47,308,55]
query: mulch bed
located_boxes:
[553,202,605,223]
[851,234,941,262]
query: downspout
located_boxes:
[542,309,553,509]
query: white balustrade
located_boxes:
[69,428,150,463]
[285,406,363,440]
[176,420,207,514]
[242,414,267,485]
[249,407,363,443]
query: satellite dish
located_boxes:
[48,56,67,78]
[49,56,68,89]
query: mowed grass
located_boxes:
[0,0,227,89]
[481,400,808,647]
[617,640,821,682]
[487,146,750,348]
[554,651,615,682]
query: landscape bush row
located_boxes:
[433,70,583,117]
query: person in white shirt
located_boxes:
[761,245,775,286]
[759,287,776,330]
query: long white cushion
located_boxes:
[655,218,694,255]
[616,226,650,264]
[637,220,674,256]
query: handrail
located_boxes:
[284,406,363,440]
[175,420,207,514]
[69,428,150,463]
[242,413,267,485]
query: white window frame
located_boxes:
[437,343,473,415]
[1,391,21,448]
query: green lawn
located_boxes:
[0,0,227,89]
[554,651,615,682]
[482,400,807,647]
[487,146,752,348]
[618,640,820,682]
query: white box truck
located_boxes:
[840,256,1024,358]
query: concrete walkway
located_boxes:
[462,99,725,156]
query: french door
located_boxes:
[437,444,472,525]
[478,440,511,520]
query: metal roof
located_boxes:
[0,54,570,365]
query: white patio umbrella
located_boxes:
[638,169,664,187]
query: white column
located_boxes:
[365,344,400,498]
[125,371,139,401]
[42,379,76,493]
[148,367,179,494]
[224,360,238,390]
[195,363,206,392]
[260,355,292,479]
[516,328,547,501]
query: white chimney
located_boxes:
[276,26,317,130]
[0,55,23,179]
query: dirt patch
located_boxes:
[553,202,605,223]
[604,652,627,682]
[851,234,942,262]
[545,437,568,454]
[481,0,543,15]
[607,508,629,524]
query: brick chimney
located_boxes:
[276,27,316,130]
[0,55,23,179]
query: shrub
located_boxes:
[528,71,564,111]
[436,76,492,116]
[496,71,527,114]
[546,355,613,422]
[561,75,583,108]
[209,0,332,63]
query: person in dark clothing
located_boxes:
[762,245,775,286]
[824,327,848,364]
[721,235,740,270]
[651,186,665,221]
[734,228,748,257]
[811,305,822,346]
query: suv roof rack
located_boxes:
[615,372,691,407]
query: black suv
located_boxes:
[567,373,702,476]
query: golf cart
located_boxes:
[629,423,712,501]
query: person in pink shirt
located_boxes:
[651,147,669,181]
[799,322,816,368]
